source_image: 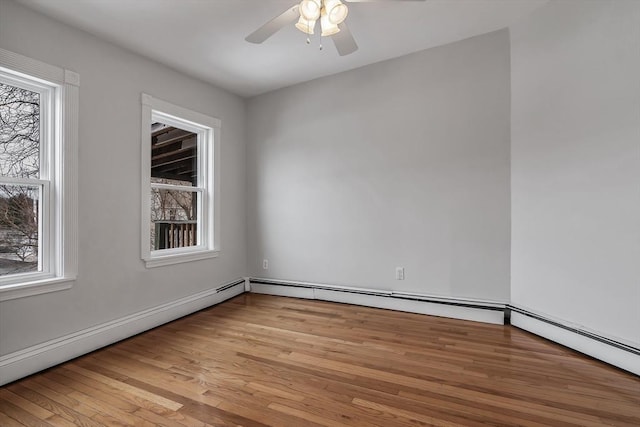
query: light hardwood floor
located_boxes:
[1,293,639,426]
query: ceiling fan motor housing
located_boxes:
[296,0,349,36]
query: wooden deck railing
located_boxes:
[154,221,197,250]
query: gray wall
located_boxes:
[247,30,511,302]
[510,0,640,346]
[0,0,247,355]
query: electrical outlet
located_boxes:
[262,259,269,270]
[395,267,405,280]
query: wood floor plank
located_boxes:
[19,377,103,426]
[5,384,95,427]
[0,411,30,427]
[62,364,183,411]
[38,414,78,427]
[0,389,56,421]
[1,293,639,426]
[0,399,53,427]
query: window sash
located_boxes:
[0,181,52,284]
[149,186,203,251]
[148,126,207,254]
[151,111,208,190]
[0,71,56,285]
[0,71,54,181]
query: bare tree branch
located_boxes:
[0,82,40,272]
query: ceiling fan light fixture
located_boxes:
[299,0,321,21]
[320,11,340,37]
[295,15,317,34]
[324,0,348,24]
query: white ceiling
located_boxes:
[17,0,548,97]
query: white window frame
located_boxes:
[141,94,220,268]
[0,48,79,301]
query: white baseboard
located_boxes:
[0,279,245,386]
[510,308,640,376]
[5,276,634,386]
[249,278,506,325]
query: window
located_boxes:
[141,94,220,267]
[0,48,79,301]
[0,78,46,278]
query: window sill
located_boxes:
[0,276,76,302]
[143,249,220,268]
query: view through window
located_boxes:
[0,81,41,277]
[150,122,199,251]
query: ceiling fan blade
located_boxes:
[332,22,358,56]
[245,5,300,44]
[344,0,425,2]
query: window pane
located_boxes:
[150,122,197,187]
[0,184,39,275]
[0,82,40,178]
[150,188,198,251]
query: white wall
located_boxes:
[511,0,640,347]
[0,0,247,356]
[247,30,511,302]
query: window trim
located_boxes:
[0,48,79,301]
[140,94,220,268]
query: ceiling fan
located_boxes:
[245,0,426,56]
